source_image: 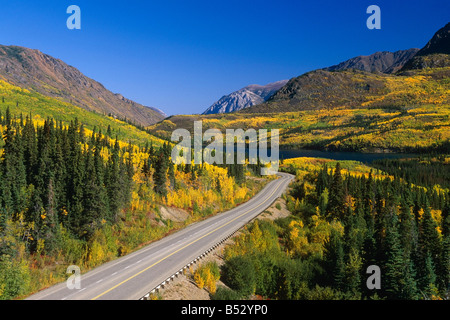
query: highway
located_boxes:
[27,172,294,300]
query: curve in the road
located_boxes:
[27,172,294,300]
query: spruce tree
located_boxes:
[326,162,345,221]
[383,213,417,299]
[398,198,417,258]
[153,148,168,197]
[105,138,122,222]
[66,134,85,234]
[418,201,441,269]
[437,197,450,295]
[416,201,441,297]
[81,144,108,236]
[324,229,345,290]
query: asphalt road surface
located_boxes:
[27,172,294,300]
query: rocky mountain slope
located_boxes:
[202,80,288,114]
[145,22,450,153]
[202,45,420,116]
[323,49,419,74]
[401,22,450,71]
[241,22,449,114]
[0,45,166,126]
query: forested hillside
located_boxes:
[0,79,166,147]
[148,23,450,154]
[241,66,450,114]
[148,102,450,153]
[147,63,450,153]
[0,107,266,299]
[211,157,449,300]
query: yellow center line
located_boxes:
[91,175,288,300]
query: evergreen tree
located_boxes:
[326,162,345,220]
[398,198,417,259]
[383,213,418,299]
[0,112,135,244]
[316,164,329,196]
[437,197,450,295]
[1,114,27,216]
[66,132,85,234]
[418,202,441,270]
[344,248,362,296]
[22,114,38,186]
[323,229,345,290]
[153,148,168,197]
[418,253,438,298]
[106,138,123,222]
[81,144,108,237]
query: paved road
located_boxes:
[27,172,294,300]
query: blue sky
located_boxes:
[0,1,448,116]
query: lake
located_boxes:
[279,149,419,164]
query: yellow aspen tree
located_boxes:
[194,269,205,289]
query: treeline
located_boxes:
[0,109,134,256]
[371,156,450,189]
[142,143,256,200]
[0,108,267,299]
[0,108,259,253]
[215,162,449,300]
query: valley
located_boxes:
[0,17,448,302]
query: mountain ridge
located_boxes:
[202,48,420,116]
[0,44,166,126]
[401,22,450,71]
[145,22,450,153]
[323,48,420,74]
[241,22,449,114]
[202,80,288,115]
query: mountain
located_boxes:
[0,77,167,148]
[241,69,389,113]
[147,63,450,152]
[241,22,449,114]
[323,49,419,74]
[202,25,447,116]
[147,22,450,152]
[415,22,450,56]
[0,45,166,126]
[401,22,450,70]
[202,80,288,114]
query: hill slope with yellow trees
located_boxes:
[0,78,268,299]
[148,66,450,152]
[148,23,450,153]
[210,156,449,300]
[0,78,167,148]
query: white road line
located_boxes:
[61,287,86,300]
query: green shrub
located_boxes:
[221,255,256,297]
[0,256,31,300]
[211,286,242,300]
